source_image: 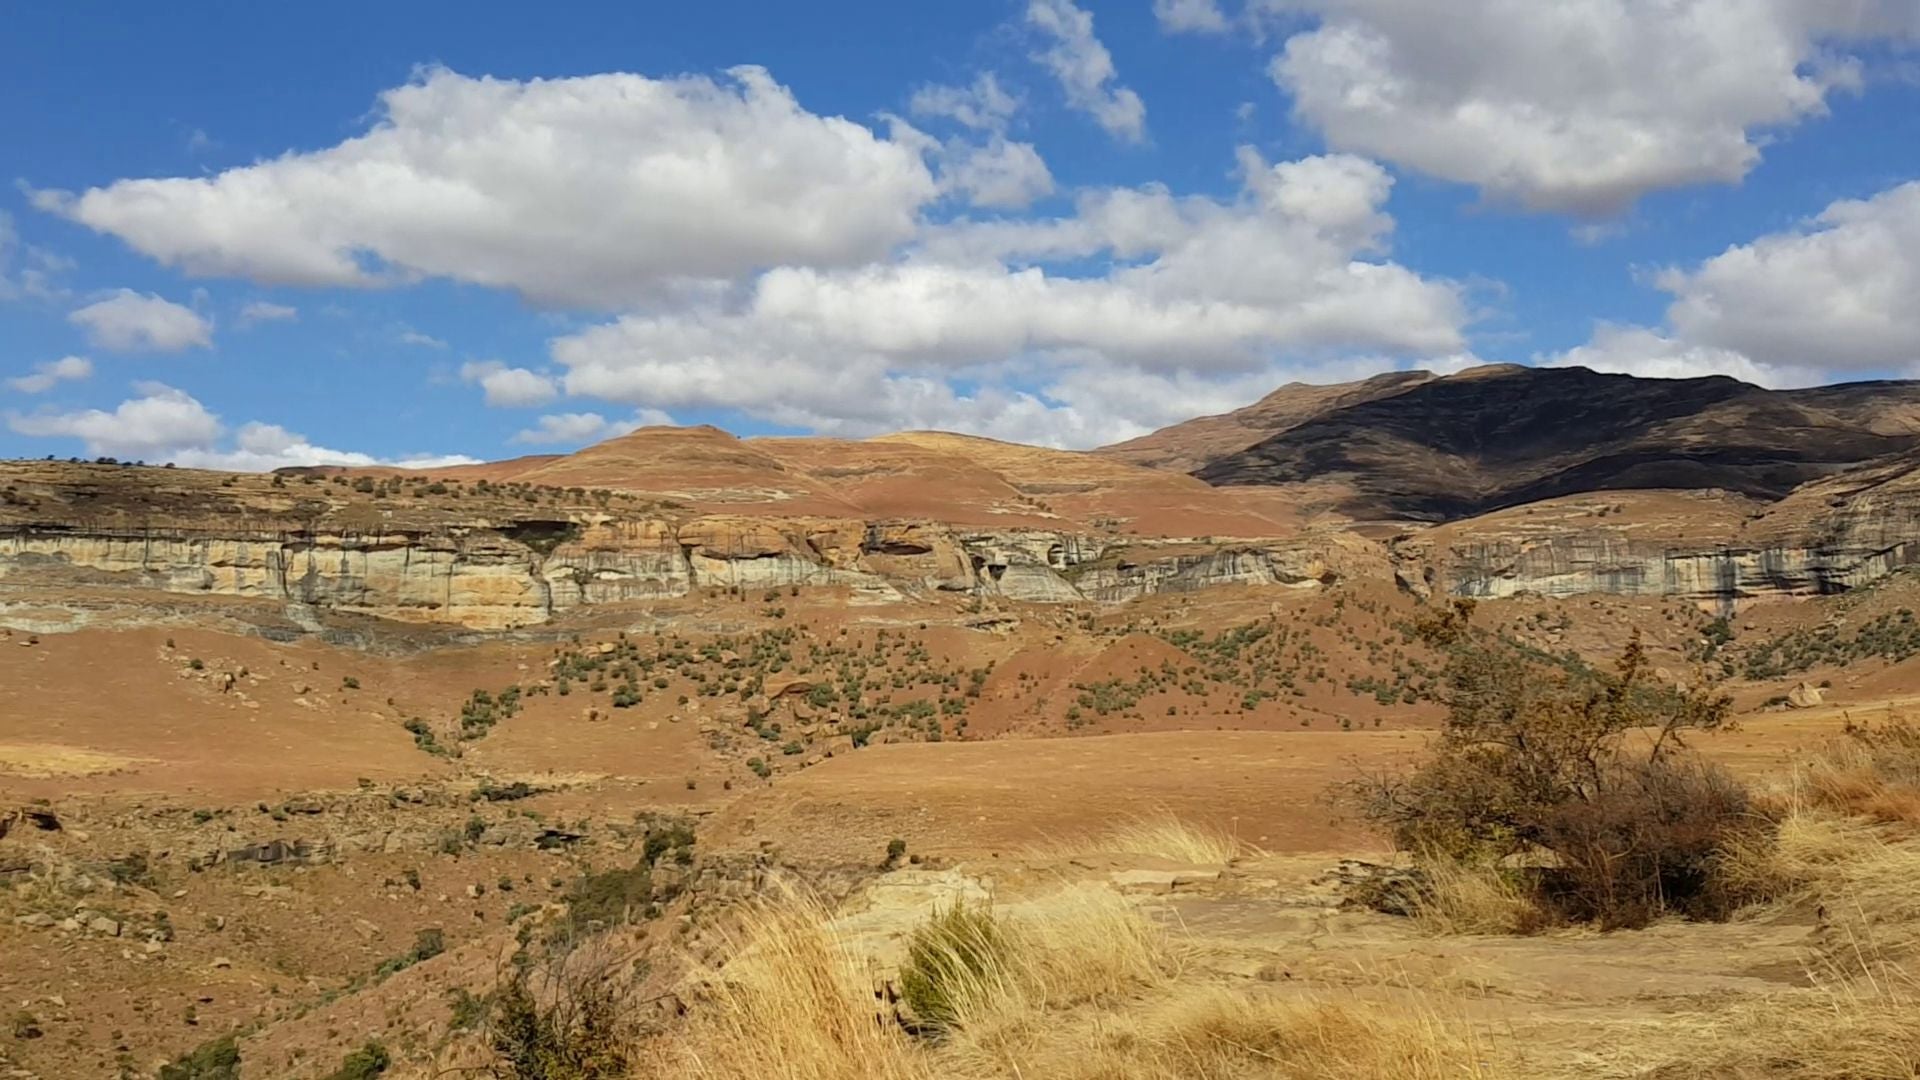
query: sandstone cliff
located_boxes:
[1394,469,1920,609]
[0,462,1363,630]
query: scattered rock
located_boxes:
[1788,682,1825,708]
[764,675,816,700]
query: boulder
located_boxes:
[1788,682,1825,709]
[764,676,816,700]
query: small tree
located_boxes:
[1348,600,1752,926]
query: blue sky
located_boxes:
[3,1,1919,468]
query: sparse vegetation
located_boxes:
[321,1041,390,1079]
[158,1034,240,1080]
[1346,599,1759,928]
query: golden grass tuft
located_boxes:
[922,884,1177,1071]
[657,893,929,1080]
[1717,806,1920,932]
[1406,856,1548,936]
[1030,812,1250,865]
[1000,985,1510,1080]
[1791,718,1920,824]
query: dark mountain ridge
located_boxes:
[1169,365,1920,521]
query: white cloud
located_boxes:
[937,137,1055,209]
[1262,0,1920,213]
[1657,180,1920,375]
[550,151,1470,447]
[8,382,222,458]
[460,360,559,407]
[68,290,212,352]
[34,66,938,308]
[1539,324,1814,387]
[510,410,670,445]
[1547,177,1920,386]
[0,212,72,303]
[910,73,1020,131]
[1026,0,1148,143]
[1154,0,1229,33]
[398,329,447,349]
[5,383,477,469]
[236,300,297,326]
[6,356,93,394]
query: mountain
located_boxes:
[1097,370,1437,473]
[1174,365,1920,521]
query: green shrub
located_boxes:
[558,863,652,937]
[158,1034,240,1080]
[322,1040,390,1079]
[487,963,630,1079]
[899,903,1005,1034]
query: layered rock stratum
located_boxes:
[7,365,1920,627]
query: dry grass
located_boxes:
[917,883,1176,1071]
[1407,857,1547,936]
[1029,812,1250,865]
[1718,806,1920,934]
[992,985,1510,1080]
[1791,718,1920,824]
[648,800,1920,1080]
[1634,962,1920,1080]
[652,877,1506,1080]
[654,892,929,1080]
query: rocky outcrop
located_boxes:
[1070,546,1343,602]
[0,509,1361,630]
[1394,465,1920,608]
[1398,536,1911,608]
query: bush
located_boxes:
[641,821,695,867]
[1537,757,1762,926]
[899,903,1007,1033]
[488,957,632,1079]
[558,863,653,938]
[159,1034,240,1080]
[1347,600,1752,928]
[322,1041,390,1079]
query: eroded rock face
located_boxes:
[0,512,1363,629]
[1393,470,1920,609]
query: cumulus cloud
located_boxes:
[398,329,447,349]
[1657,180,1920,374]
[6,383,477,469]
[460,360,559,407]
[1539,324,1814,387]
[910,73,1020,131]
[33,66,938,308]
[68,290,212,352]
[936,137,1055,209]
[1027,0,1148,143]
[510,410,671,446]
[1154,0,1230,33]
[6,356,93,394]
[550,150,1469,446]
[1548,178,1920,387]
[901,75,1054,210]
[1262,0,1920,213]
[236,300,297,326]
[8,382,222,458]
